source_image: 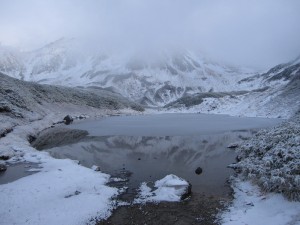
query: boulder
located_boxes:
[0,155,10,160]
[195,167,203,175]
[63,115,73,125]
[0,164,7,172]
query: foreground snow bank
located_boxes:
[0,106,141,225]
[221,179,300,225]
[229,113,300,200]
[134,174,191,203]
[222,112,300,225]
[0,150,118,225]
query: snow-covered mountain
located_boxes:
[0,38,257,106]
[165,55,300,118]
[0,45,25,79]
[0,38,299,117]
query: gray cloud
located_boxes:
[0,0,300,69]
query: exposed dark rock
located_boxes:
[64,190,81,198]
[180,182,192,200]
[92,165,101,171]
[235,155,242,162]
[195,167,203,175]
[0,127,13,138]
[0,104,11,113]
[63,115,73,125]
[27,135,37,143]
[0,155,10,160]
[0,164,7,172]
[78,115,86,119]
[227,143,239,149]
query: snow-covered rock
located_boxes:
[134,174,191,203]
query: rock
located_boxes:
[0,164,7,172]
[195,167,203,175]
[153,174,192,201]
[227,143,239,149]
[73,160,80,165]
[0,155,10,160]
[27,135,37,143]
[92,165,101,171]
[246,202,254,206]
[0,102,12,113]
[181,182,192,200]
[0,127,13,138]
[63,115,73,125]
[235,155,242,162]
[65,190,81,198]
[78,114,87,119]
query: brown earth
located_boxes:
[97,193,231,225]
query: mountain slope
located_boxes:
[0,39,299,118]
[165,57,300,118]
[0,39,257,106]
[0,72,143,137]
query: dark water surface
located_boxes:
[41,113,282,199]
[68,113,281,136]
[0,163,40,185]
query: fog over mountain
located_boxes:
[1,0,300,69]
[1,1,300,225]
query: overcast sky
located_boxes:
[0,0,300,69]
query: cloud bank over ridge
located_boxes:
[0,0,300,69]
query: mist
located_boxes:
[1,0,300,69]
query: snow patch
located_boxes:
[134,174,190,203]
[0,150,118,225]
[221,179,300,225]
[0,103,141,225]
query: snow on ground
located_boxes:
[0,104,141,225]
[148,89,298,119]
[0,153,118,225]
[221,179,300,225]
[228,112,300,201]
[134,174,190,203]
[221,112,300,225]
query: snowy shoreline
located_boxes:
[1,107,300,224]
[0,105,143,225]
[0,71,147,224]
[221,111,300,225]
[1,72,299,224]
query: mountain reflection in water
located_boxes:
[46,131,253,197]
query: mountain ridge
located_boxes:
[0,38,299,117]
